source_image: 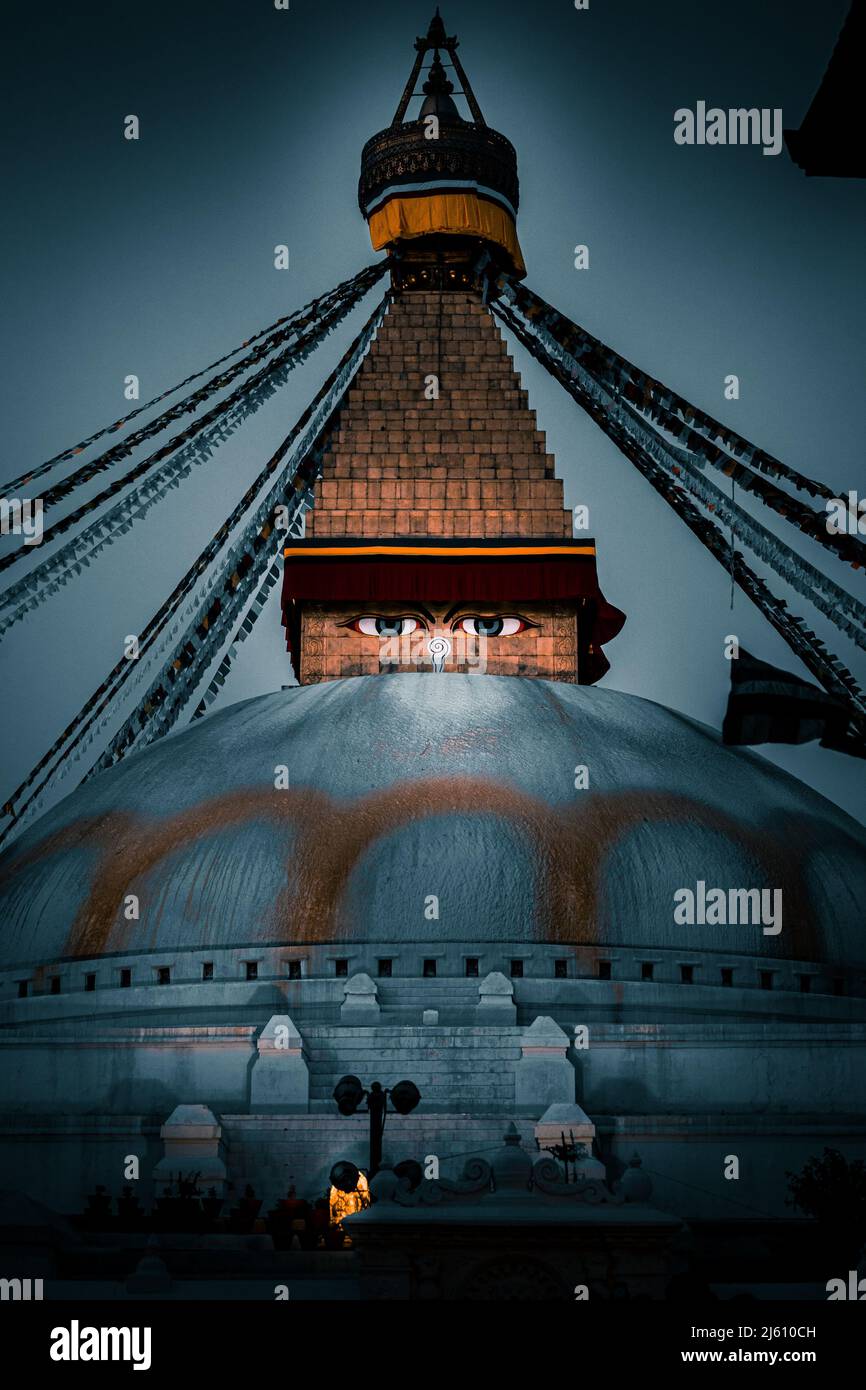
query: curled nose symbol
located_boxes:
[428,635,451,672]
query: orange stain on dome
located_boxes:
[20,778,821,962]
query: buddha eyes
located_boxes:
[346,615,533,637]
[350,617,420,636]
[454,616,529,637]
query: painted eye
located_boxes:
[455,616,528,637]
[352,616,419,637]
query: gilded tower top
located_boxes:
[358,11,525,288]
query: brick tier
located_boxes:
[306,290,572,540]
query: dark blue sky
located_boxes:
[2,0,864,826]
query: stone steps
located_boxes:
[301,1025,521,1104]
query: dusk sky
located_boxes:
[1,0,864,829]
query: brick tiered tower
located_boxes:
[281,12,624,686]
[307,293,570,542]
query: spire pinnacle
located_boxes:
[426,9,448,49]
[422,51,454,99]
[394,10,484,127]
[419,49,461,125]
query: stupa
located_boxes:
[0,13,865,1292]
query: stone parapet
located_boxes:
[475,971,517,1024]
[515,1016,575,1110]
[340,973,380,1024]
[249,1015,310,1113]
[152,1104,227,1193]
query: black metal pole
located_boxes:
[367,1082,387,1178]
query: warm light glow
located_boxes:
[329,1171,370,1226]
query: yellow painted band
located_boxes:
[367,191,526,278]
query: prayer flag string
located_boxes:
[0,288,391,846]
[1,263,387,495]
[494,296,866,745]
[496,276,865,573]
[0,265,386,636]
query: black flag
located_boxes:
[722,649,865,758]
